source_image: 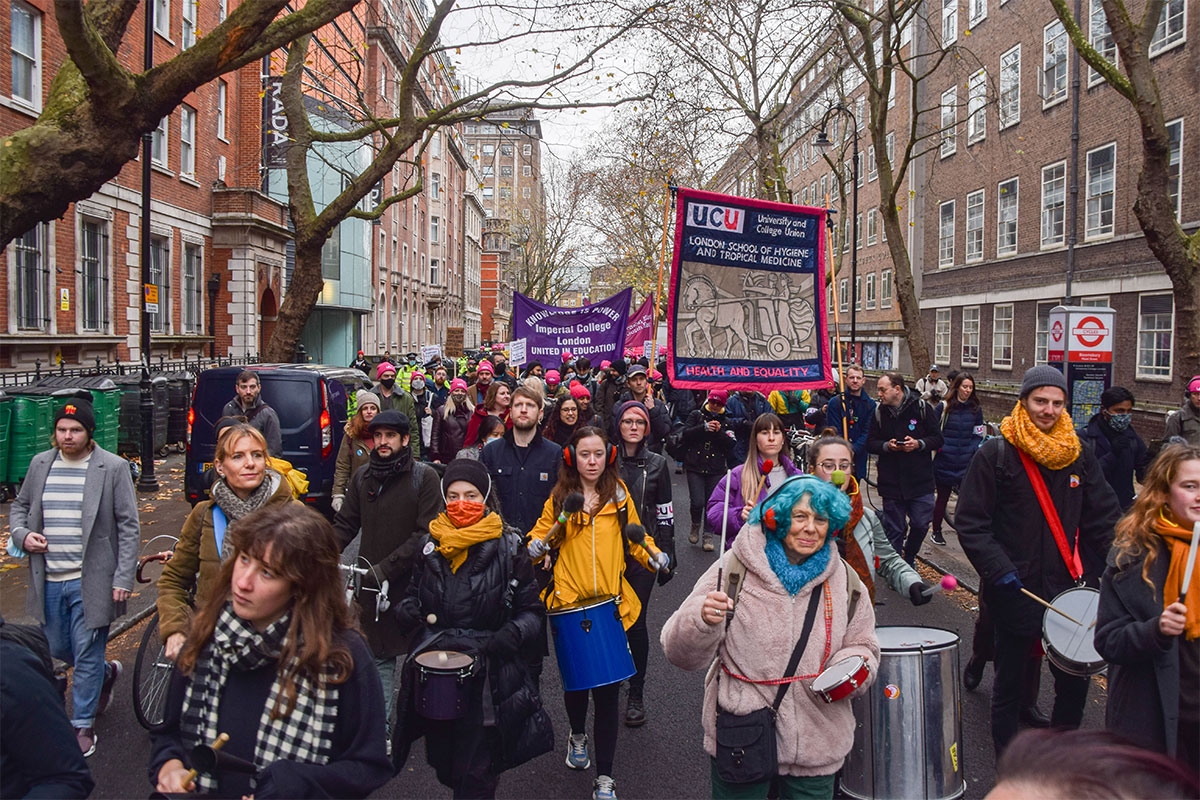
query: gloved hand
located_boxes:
[909,582,933,606]
[394,598,422,632]
[331,494,344,513]
[994,571,1023,593]
[376,580,391,616]
[484,623,522,657]
[656,554,676,586]
[650,551,671,572]
[527,537,550,559]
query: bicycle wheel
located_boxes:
[132,614,174,731]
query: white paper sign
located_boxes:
[420,344,442,364]
[508,338,527,367]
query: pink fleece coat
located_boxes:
[660,522,880,778]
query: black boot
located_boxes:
[1020,654,1050,727]
[624,687,646,728]
[962,656,985,691]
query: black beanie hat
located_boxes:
[55,400,96,438]
[442,458,491,498]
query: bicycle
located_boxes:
[131,534,178,732]
[340,558,389,621]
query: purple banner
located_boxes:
[624,294,655,353]
[513,288,633,364]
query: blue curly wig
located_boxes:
[748,475,851,538]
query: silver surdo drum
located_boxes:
[841,626,964,800]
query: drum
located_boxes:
[547,597,635,692]
[811,656,870,703]
[1042,586,1105,676]
[841,626,963,800]
[413,650,476,720]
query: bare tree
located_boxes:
[0,0,362,247]
[264,0,657,360]
[1047,0,1199,376]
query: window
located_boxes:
[855,96,865,130]
[842,219,850,253]
[522,165,531,177]
[1035,301,1056,363]
[965,190,984,262]
[499,187,511,200]
[866,273,877,309]
[1167,119,1183,222]
[430,133,441,159]
[968,69,987,143]
[969,0,986,27]
[182,0,197,48]
[14,224,50,331]
[430,216,440,243]
[481,166,494,178]
[867,209,879,246]
[942,0,958,44]
[885,132,895,169]
[80,219,110,332]
[154,0,171,37]
[217,80,228,139]
[10,1,41,109]
[152,116,169,166]
[218,0,227,21]
[939,200,955,267]
[999,46,1021,129]
[500,165,513,177]
[1043,20,1068,106]
[854,276,862,311]
[148,236,169,333]
[941,87,957,157]
[523,143,532,156]
[962,306,980,366]
[997,177,1019,256]
[430,258,440,286]
[881,269,893,308]
[867,145,877,182]
[1150,0,1186,55]
[1080,295,1110,307]
[482,187,493,200]
[839,279,849,313]
[1041,162,1066,247]
[1137,293,1173,378]
[521,208,531,220]
[522,186,531,198]
[992,304,1014,367]
[1088,0,1116,86]
[180,105,196,178]
[856,152,865,188]
[855,213,863,249]
[819,174,828,203]
[935,309,952,364]
[1085,143,1115,239]
[430,173,441,200]
[183,243,202,334]
[482,143,495,157]
[500,144,513,156]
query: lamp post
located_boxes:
[137,1,158,493]
[814,104,859,361]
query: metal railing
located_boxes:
[0,354,260,389]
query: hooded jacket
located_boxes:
[157,472,296,641]
[866,388,943,499]
[1077,413,1149,511]
[933,402,985,487]
[661,522,880,778]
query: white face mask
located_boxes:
[412,379,425,390]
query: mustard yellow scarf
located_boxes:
[427,512,504,573]
[1000,401,1081,470]
[1152,511,1200,641]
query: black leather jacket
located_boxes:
[617,443,676,568]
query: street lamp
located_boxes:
[137,1,158,493]
[814,104,860,360]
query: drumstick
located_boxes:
[1020,588,1084,627]
[183,732,229,791]
[752,459,775,504]
[1178,521,1200,605]
[717,469,732,590]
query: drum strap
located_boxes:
[1016,449,1083,581]
[719,588,823,705]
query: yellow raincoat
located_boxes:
[530,484,657,629]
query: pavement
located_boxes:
[1,460,1107,800]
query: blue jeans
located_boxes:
[376,656,397,729]
[43,578,110,728]
[881,494,935,563]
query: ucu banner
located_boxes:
[685,203,745,233]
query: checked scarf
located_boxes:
[180,604,339,793]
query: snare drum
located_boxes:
[1042,586,1105,677]
[547,596,635,692]
[413,650,477,720]
[811,656,870,703]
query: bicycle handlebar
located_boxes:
[136,551,174,584]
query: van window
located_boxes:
[260,378,317,432]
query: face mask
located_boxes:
[412,379,425,391]
[380,377,396,389]
[446,499,486,528]
[1107,412,1133,432]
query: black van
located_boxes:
[185,364,373,515]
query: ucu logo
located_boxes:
[686,203,744,233]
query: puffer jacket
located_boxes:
[680,407,736,474]
[430,404,472,462]
[706,455,803,548]
[661,523,880,778]
[933,402,984,486]
[527,486,655,628]
[157,472,296,641]
[618,441,677,570]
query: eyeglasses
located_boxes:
[817,460,853,472]
[620,418,648,427]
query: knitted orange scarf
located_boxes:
[1152,511,1200,641]
[1000,401,1080,470]
[840,476,876,603]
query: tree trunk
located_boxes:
[263,243,327,362]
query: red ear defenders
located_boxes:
[763,507,778,531]
[563,442,618,469]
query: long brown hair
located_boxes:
[346,402,379,440]
[741,413,785,507]
[1113,442,1200,589]
[178,504,358,717]
[551,426,621,519]
[946,372,979,413]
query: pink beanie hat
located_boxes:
[569,381,591,400]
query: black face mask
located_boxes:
[380,378,396,389]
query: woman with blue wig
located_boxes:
[662,475,880,798]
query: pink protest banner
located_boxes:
[624,294,655,353]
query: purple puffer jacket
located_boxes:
[705,454,803,548]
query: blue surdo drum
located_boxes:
[547,596,635,692]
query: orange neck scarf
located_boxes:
[1152,510,1200,640]
[839,476,875,603]
[1000,401,1081,471]
[428,512,504,573]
